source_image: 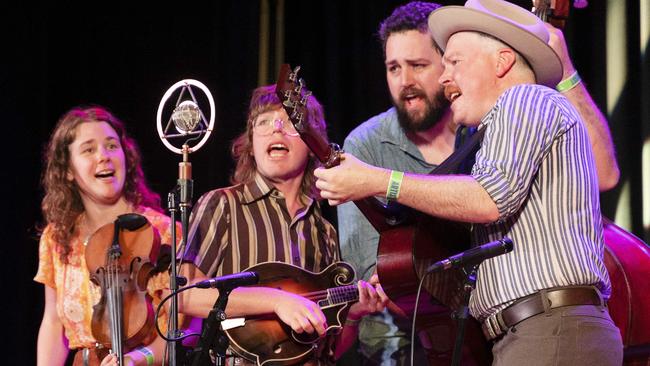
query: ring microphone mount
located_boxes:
[156,79,215,154]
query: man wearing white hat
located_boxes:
[317,0,623,364]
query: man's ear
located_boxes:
[495,48,517,78]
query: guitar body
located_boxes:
[374,127,485,314]
[375,208,493,366]
[224,262,356,366]
[377,214,470,313]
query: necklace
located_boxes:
[79,213,95,247]
[80,203,136,246]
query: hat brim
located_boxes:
[428,6,562,87]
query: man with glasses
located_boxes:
[174,85,388,365]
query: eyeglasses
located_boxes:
[252,118,300,137]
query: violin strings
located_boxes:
[107,258,123,358]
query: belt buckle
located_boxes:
[483,314,504,340]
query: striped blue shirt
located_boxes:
[469,84,611,320]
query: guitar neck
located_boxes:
[299,127,341,168]
[275,64,405,231]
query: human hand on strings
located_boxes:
[314,153,390,206]
[347,274,389,321]
[272,290,328,336]
[100,353,135,366]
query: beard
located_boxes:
[393,85,449,134]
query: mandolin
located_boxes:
[223,261,357,366]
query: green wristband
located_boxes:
[345,316,362,326]
[386,170,404,202]
[135,346,154,366]
[556,71,582,93]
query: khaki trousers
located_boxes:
[492,305,623,366]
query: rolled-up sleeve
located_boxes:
[472,85,573,221]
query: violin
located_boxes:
[75,213,161,365]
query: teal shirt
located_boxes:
[338,107,436,364]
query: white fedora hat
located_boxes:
[428,0,563,87]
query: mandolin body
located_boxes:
[224,261,356,366]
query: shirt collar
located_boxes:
[379,107,411,148]
[241,173,315,211]
[241,173,274,204]
[379,107,430,162]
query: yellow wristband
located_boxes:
[135,346,154,366]
[386,170,404,202]
[556,71,582,93]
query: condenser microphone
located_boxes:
[426,238,513,273]
[172,100,201,134]
[195,272,259,290]
[157,79,215,154]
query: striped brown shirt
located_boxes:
[184,173,339,278]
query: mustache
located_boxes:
[444,85,462,102]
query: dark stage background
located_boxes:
[2,1,648,363]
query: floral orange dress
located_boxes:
[34,207,176,349]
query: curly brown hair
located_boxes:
[231,85,328,198]
[41,106,161,263]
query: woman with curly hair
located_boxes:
[35,106,173,366]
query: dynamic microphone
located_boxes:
[426,238,513,273]
[195,271,259,290]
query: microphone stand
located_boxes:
[167,144,193,366]
[451,264,479,366]
[191,288,232,366]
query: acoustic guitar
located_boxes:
[223,261,357,366]
[274,64,482,313]
[275,65,494,365]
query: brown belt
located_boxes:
[481,286,605,341]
